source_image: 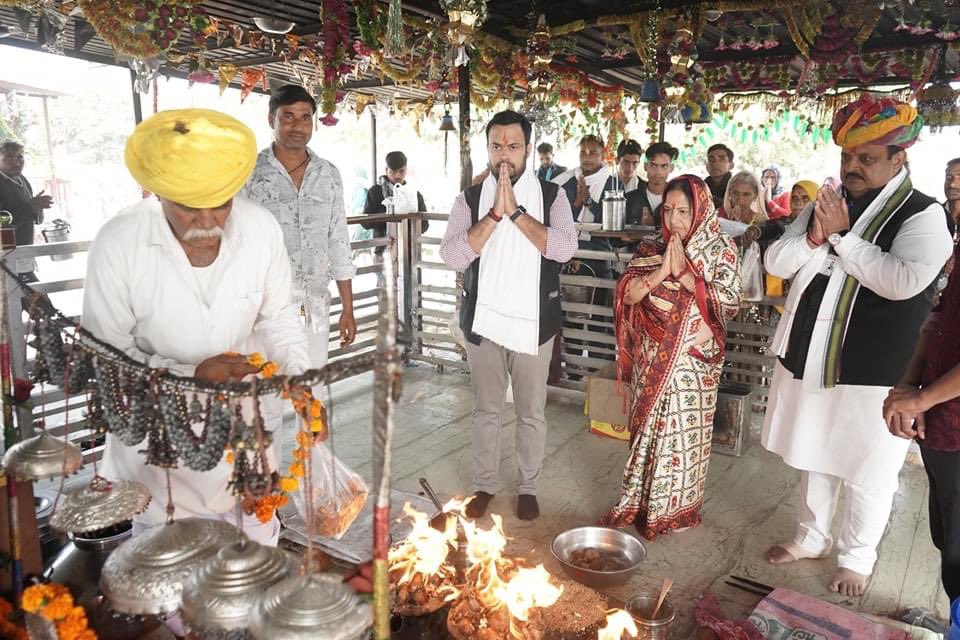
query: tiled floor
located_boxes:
[314,362,948,637]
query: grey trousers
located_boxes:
[464,337,554,495]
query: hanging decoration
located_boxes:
[439,0,488,66]
[319,0,354,125]
[133,0,210,54]
[784,0,882,63]
[679,78,714,126]
[77,0,209,59]
[217,62,239,94]
[384,0,404,58]
[917,80,960,129]
[186,54,215,86]
[240,67,267,103]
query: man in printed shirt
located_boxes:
[83,109,310,546]
[441,110,577,521]
[242,84,357,368]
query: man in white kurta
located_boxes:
[761,96,953,596]
[82,109,310,546]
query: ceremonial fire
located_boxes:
[389,502,632,639]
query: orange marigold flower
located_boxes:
[309,401,323,418]
[20,586,46,613]
[289,462,305,478]
[295,431,310,448]
[64,606,87,627]
[247,352,266,367]
[224,450,235,464]
[292,447,308,461]
[260,362,279,378]
[309,419,325,434]
[43,594,75,621]
[279,476,299,492]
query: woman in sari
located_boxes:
[600,175,742,539]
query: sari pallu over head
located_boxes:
[614,175,740,414]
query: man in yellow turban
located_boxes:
[81,108,310,548]
[761,95,952,596]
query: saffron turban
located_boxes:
[124,108,257,208]
[831,96,924,149]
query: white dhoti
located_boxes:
[762,362,911,492]
[762,362,910,574]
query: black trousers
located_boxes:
[920,444,960,602]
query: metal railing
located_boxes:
[2,212,782,462]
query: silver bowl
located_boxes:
[550,526,646,588]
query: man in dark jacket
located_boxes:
[362,150,427,252]
[0,141,51,281]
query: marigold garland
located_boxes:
[20,584,96,640]
[222,353,327,523]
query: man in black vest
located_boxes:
[761,96,953,597]
[440,110,577,520]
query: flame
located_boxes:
[598,609,638,640]
[459,513,563,637]
[388,502,457,587]
[494,564,563,622]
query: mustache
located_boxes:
[844,172,865,181]
[183,226,224,240]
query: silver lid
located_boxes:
[2,431,82,481]
[248,574,372,640]
[101,517,240,615]
[49,478,151,533]
[181,538,296,632]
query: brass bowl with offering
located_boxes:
[551,526,646,588]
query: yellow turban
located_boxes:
[793,180,818,202]
[124,109,257,208]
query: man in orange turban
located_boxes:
[761,95,952,596]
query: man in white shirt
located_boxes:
[626,142,677,228]
[242,84,357,369]
[83,109,310,545]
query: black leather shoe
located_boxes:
[517,494,540,520]
[465,491,494,518]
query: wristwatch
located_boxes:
[827,232,843,247]
[510,206,527,222]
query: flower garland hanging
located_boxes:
[319,0,354,125]
[220,352,327,523]
[77,0,209,59]
[133,0,210,53]
[21,583,96,640]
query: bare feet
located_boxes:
[764,541,826,565]
[828,568,869,597]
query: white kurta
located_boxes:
[82,197,311,525]
[761,172,952,491]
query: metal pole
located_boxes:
[457,65,472,192]
[130,69,144,125]
[40,96,55,180]
[0,233,21,601]
[370,110,378,183]
[658,111,666,143]
[371,242,400,640]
